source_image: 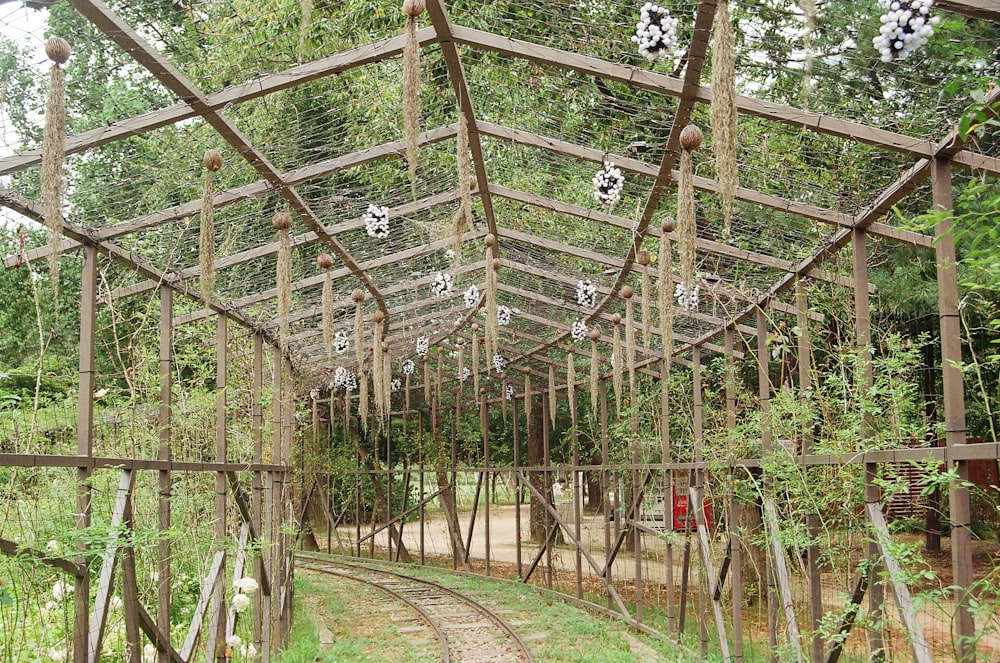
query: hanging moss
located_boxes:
[638,248,651,350]
[402,0,425,197]
[623,285,636,406]
[452,112,473,270]
[548,365,556,427]
[710,1,738,238]
[612,314,623,413]
[352,289,365,371]
[273,211,293,347]
[41,37,70,308]
[678,124,701,294]
[318,253,334,360]
[589,328,601,413]
[566,348,576,422]
[484,235,499,370]
[471,323,481,396]
[200,150,222,302]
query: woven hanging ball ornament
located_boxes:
[662,218,675,233]
[637,249,650,266]
[45,37,71,64]
[464,284,480,309]
[632,2,679,62]
[272,211,292,230]
[679,124,703,152]
[472,322,480,332]
[351,289,365,304]
[203,149,223,172]
[612,313,622,324]
[491,258,501,271]
[431,272,454,297]
[873,0,939,62]
[316,253,334,270]
[593,161,625,207]
[333,330,349,354]
[381,340,389,353]
[497,304,512,327]
[402,0,426,17]
[363,203,390,239]
[373,310,386,324]
[576,279,598,309]
[571,319,588,343]
[485,233,496,248]
[621,284,634,300]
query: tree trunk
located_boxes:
[353,432,412,563]
[436,470,467,562]
[735,493,766,605]
[527,395,547,544]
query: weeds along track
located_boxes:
[296,555,535,663]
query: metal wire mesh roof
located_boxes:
[2,0,998,394]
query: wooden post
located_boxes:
[601,381,612,610]
[692,346,708,656]
[931,157,975,661]
[514,396,522,578]
[158,286,173,663]
[572,393,583,600]
[661,338,675,633]
[797,282,823,663]
[726,327,743,661]
[74,244,98,663]
[480,390,491,575]
[210,314,228,662]
[543,396,552,589]
[387,416,393,562]
[419,408,426,566]
[758,308,778,663]
[251,333,264,654]
[853,228,884,661]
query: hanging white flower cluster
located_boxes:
[234,576,259,594]
[506,384,514,401]
[492,353,506,373]
[632,2,679,62]
[674,281,699,311]
[497,304,512,326]
[332,366,348,389]
[416,336,429,357]
[571,318,588,343]
[576,279,598,308]
[402,358,416,375]
[230,593,251,614]
[462,367,471,382]
[464,284,480,308]
[309,388,319,400]
[333,330,349,354]
[873,0,939,62]
[343,369,357,392]
[391,377,402,392]
[363,203,390,239]
[593,161,625,207]
[431,272,454,297]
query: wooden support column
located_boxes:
[481,390,491,576]
[931,157,975,661]
[692,346,708,656]
[853,228,884,661]
[387,415,393,562]
[661,352,675,633]
[572,388,583,600]
[419,409,426,566]
[601,381,612,611]
[250,333,264,653]
[513,396,522,578]
[725,327,743,662]
[208,314,228,662]
[797,282,822,663]
[158,285,173,663]
[262,345,281,661]
[74,244,98,663]
[757,308,778,663]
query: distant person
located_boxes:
[552,477,567,501]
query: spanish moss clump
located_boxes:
[471,323,481,396]
[372,310,386,425]
[402,0,426,198]
[352,289,366,370]
[484,235,499,367]
[423,356,430,404]
[799,0,816,109]
[622,285,636,404]
[457,339,465,393]
[200,150,222,302]
[659,218,675,358]
[588,328,601,413]
[612,313,623,413]
[566,348,576,422]
[524,373,532,423]
[299,0,313,60]
[359,370,369,431]
[710,0,738,239]
[272,211,294,347]
[42,37,70,307]
[638,248,651,350]
[452,113,473,270]
[548,365,557,427]
[677,125,701,295]
[382,345,391,428]
[318,253,334,360]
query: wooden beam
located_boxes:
[0,538,84,577]
[179,550,226,662]
[937,0,1000,21]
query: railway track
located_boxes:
[297,555,535,663]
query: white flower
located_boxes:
[234,576,259,594]
[52,579,72,600]
[497,305,512,326]
[592,161,625,207]
[343,370,357,392]
[333,365,348,388]
[109,595,123,610]
[462,367,471,382]
[674,281,699,311]
[431,272,454,298]
[333,330,349,354]
[46,647,67,662]
[309,388,319,401]
[576,279,598,309]
[226,634,243,649]
[571,319,588,343]
[150,571,160,583]
[492,353,505,373]
[230,593,251,613]
[872,0,937,62]
[505,384,514,401]
[463,284,480,309]
[391,378,401,392]
[402,359,416,375]
[143,643,157,663]
[240,642,258,659]
[632,2,679,62]
[45,540,59,553]
[41,600,58,615]
[416,336,430,357]
[363,203,390,239]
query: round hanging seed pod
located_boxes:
[381,341,389,353]
[402,0,426,17]
[679,124,703,152]
[621,285,634,299]
[316,253,334,270]
[456,338,464,346]
[662,217,675,233]
[484,233,496,248]
[272,211,292,230]
[471,323,479,332]
[491,258,501,271]
[637,248,649,266]
[45,37,71,64]
[203,149,223,172]
[351,289,366,304]
[588,328,601,341]
[373,310,386,324]
[612,313,622,324]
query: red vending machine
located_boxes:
[670,471,712,531]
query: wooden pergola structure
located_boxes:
[2,0,999,661]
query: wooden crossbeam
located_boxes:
[824,569,869,663]
[180,549,226,661]
[0,538,83,577]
